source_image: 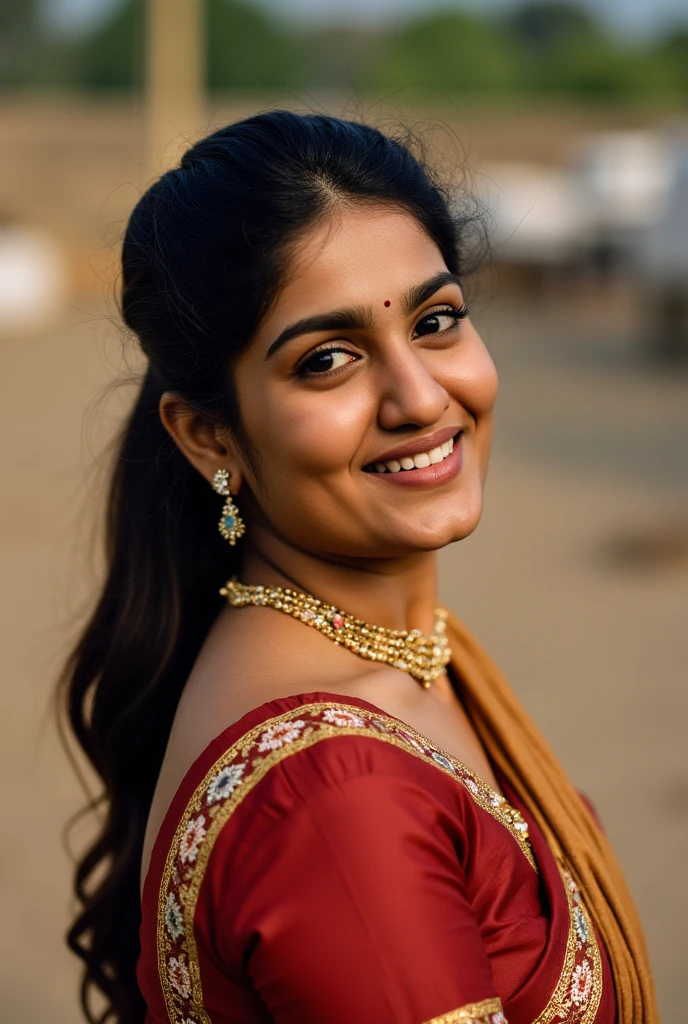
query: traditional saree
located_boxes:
[137,617,657,1023]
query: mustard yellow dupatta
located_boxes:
[447,614,658,1024]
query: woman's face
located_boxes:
[233,205,498,561]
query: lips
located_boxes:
[368,435,456,474]
[363,426,462,474]
[364,432,464,489]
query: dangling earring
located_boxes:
[212,468,245,546]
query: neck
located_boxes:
[241,528,439,636]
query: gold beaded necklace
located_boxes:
[221,578,452,688]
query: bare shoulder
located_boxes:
[140,606,392,889]
[172,605,387,753]
[166,604,492,792]
[141,605,496,890]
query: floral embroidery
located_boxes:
[257,718,306,751]
[157,702,536,1024]
[179,816,206,865]
[206,764,245,804]
[165,893,185,941]
[397,729,427,754]
[423,996,507,1022]
[571,961,593,1006]
[322,708,365,728]
[432,751,455,772]
[167,956,191,1000]
[531,866,603,1024]
[574,905,589,945]
[371,718,392,732]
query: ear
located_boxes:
[159,392,245,492]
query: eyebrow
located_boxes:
[265,306,373,359]
[402,271,462,315]
[265,270,462,360]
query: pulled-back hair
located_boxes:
[61,111,484,1022]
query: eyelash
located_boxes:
[414,303,469,338]
[295,303,469,378]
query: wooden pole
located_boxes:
[145,0,204,176]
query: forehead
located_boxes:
[270,206,447,322]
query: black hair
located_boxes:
[60,110,485,1022]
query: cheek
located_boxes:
[242,382,372,480]
[445,337,498,420]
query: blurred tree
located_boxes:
[0,0,39,85]
[503,1,678,101]
[72,0,144,91]
[368,11,521,95]
[505,1,598,52]
[0,0,83,89]
[545,42,674,99]
[298,25,382,93]
[1,0,685,103]
[655,28,688,96]
[558,42,680,100]
[51,0,304,92]
[206,0,304,90]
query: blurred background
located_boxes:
[1,1,686,1020]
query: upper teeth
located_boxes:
[372,438,454,474]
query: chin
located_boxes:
[416,516,482,552]
[387,493,485,555]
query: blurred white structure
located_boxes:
[635,138,688,360]
[477,127,688,358]
[638,140,688,285]
[478,162,589,267]
[479,131,680,276]
[571,130,673,267]
[0,225,67,334]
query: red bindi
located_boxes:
[384,300,391,307]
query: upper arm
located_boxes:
[219,770,501,1024]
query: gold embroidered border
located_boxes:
[423,996,506,1022]
[156,702,535,1024]
[531,861,603,1024]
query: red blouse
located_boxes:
[138,693,616,1024]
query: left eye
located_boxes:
[300,348,356,375]
[413,303,466,335]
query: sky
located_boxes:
[42,0,688,41]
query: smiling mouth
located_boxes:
[363,432,462,474]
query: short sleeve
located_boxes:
[215,766,502,1024]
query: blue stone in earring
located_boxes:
[212,469,245,546]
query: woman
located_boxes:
[63,112,657,1024]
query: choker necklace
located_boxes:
[221,578,452,688]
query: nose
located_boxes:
[376,344,449,431]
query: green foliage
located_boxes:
[553,42,680,99]
[0,0,39,85]
[72,0,144,91]
[654,29,688,95]
[502,3,683,99]
[206,0,305,90]
[368,12,522,94]
[298,26,381,92]
[505,1,599,52]
[1,0,687,102]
